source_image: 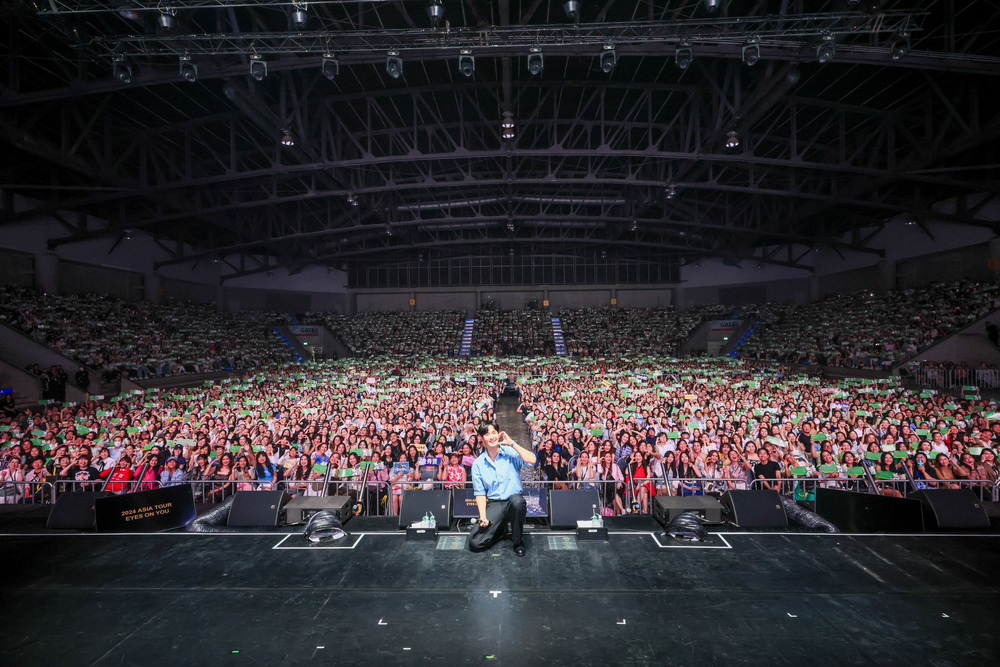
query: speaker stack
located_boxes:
[720,490,788,528]
[653,495,724,526]
[46,491,115,530]
[910,489,990,530]
[227,490,291,527]
[398,489,452,529]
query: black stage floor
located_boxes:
[1,509,999,666]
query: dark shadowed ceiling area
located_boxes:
[1,1,999,285]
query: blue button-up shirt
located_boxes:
[472,446,524,500]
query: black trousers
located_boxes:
[468,494,527,552]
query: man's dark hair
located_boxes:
[476,421,498,436]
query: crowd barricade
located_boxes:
[0,479,55,505]
[911,366,1000,389]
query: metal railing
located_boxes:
[910,366,1000,389]
[0,479,55,504]
[10,469,996,515]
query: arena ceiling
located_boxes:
[1,0,999,282]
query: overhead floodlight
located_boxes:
[600,45,616,73]
[426,0,444,27]
[458,50,475,77]
[346,193,358,206]
[527,48,543,75]
[501,111,515,141]
[816,42,835,64]
[725,130,740,149]
[179,56,197,82]
[249,55,267,81]
[386,51,402,78]
[113,56,132,84]
[741,40,760,67]
[280,128,295,146]
[665,185,677,200]
[158,7,176,31]
[890,32,909,61]
[291,4,308,29]
[563,0,580,19]
[321,53,338,80]
[675,46,693,70]
[703,0,720,12]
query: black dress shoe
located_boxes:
[513,543,526,557]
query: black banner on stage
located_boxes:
[452,487,549,519]
[95,484,197,532]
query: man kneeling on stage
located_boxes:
[468,421,537,556]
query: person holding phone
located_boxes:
[468,421,536,556]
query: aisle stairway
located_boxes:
[459,319,475,356]
[551,317,567,355]
[726,321,758,358]
[272,327,305,363]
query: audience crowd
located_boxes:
[738,279,999,369]
[0,285,296,380]
[558,306,702,357]
[470,309,555,356]
[1,356,997,512]
[306,310,463,357]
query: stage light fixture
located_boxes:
[725,130,740,149]
[346,193,358,206]
[675,45,693,70]
[563,0,580,20]
[741,40,760,67]
[600,45,616,73]
[158,7,176,31]
[816,42,835,64]
[501,111,515,141]
[321,53,338,80]
[280,129,295,146]
[179,56,197,82]
[527,48,543,75]
[703,0,720,12]
[890,32,909,61]
[291,3,308,29]
[249,55,267,81]
[665,185,677,200]
[113,56,132,84]
[426,0,444,27]
[386,51,402,78]
[458,50,475,77]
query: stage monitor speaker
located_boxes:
[653,495,724,525]
[284,496,353,525]
[399,490,452,529]
[46,491,114,530]
[910,489,990,530]
[815,488,923,533]
[549,489,601,529]
[227,490,290,527]
[720,490,787,528]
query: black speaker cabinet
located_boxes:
[46,491,115,530]
[549,489,601,529]
[399,489,452,529]
[227,490,290,527]
[815,488,924,533]
[653,495,724,525]
[720,490,788,528]
[284,496,353,524]
[910,489,991,530]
